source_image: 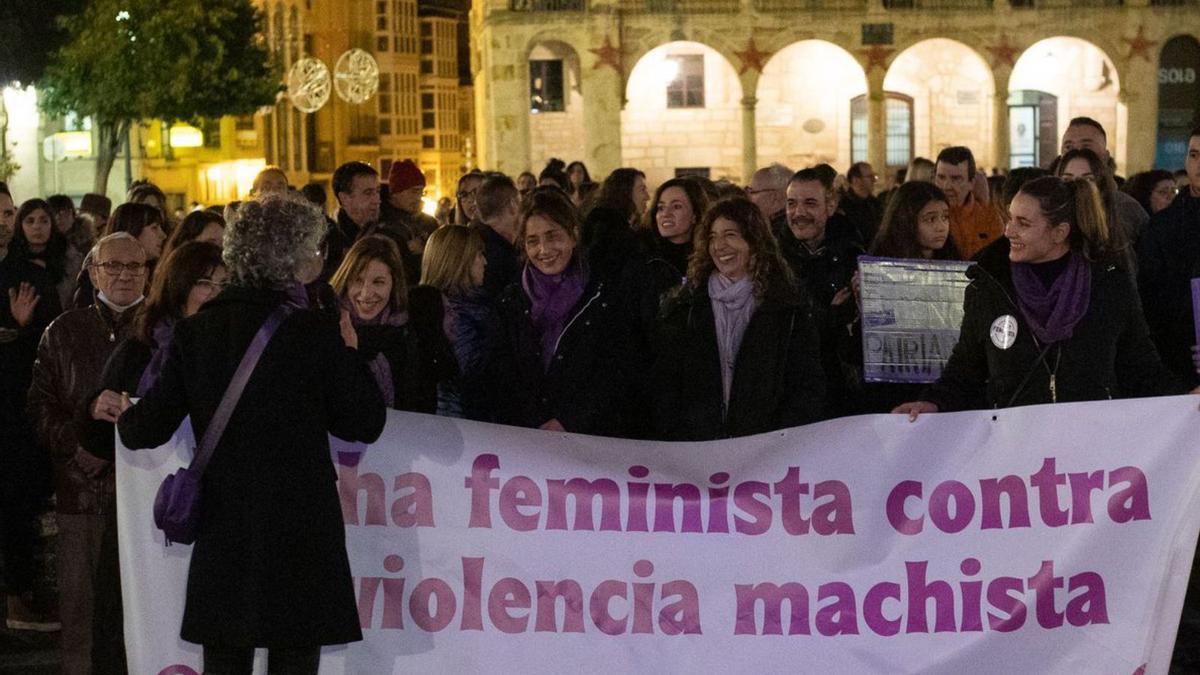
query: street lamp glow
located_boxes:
[169,124,204,148]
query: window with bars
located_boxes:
[667,55,704,109]
[849,93,914,169]
[529,59,564,112]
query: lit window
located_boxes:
[666,55,704,109]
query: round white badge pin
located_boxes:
[990,315,1018,350]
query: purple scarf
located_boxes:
[1010,252,1092,344]
[348,303,409,407]
[522,256,588,372]
[136,318,176,396]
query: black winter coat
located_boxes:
[651,282,826,440]
[487,273,626,435]
[356,285,456,414]
[925,255,1184,411]
[1136,189,1200,387]
[117,286,386,648]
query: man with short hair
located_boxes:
[935,146,1002,259]
[326,161,381,278]
[746,163,791,239]
[1137,126,1200,389]
[841,161,883,246]
[28,233,147,673]
[474,173,522,300]
[782,169,863,418]
[1060,117,1149,252]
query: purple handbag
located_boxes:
[153,306,291,545]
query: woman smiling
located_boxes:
[331,236,453,413]
[487,187,626,435]
[651,197,825,440]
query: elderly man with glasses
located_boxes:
[26,231,146,675]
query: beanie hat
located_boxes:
[388,159,426,194]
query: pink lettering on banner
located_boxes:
[886,459,1151,535]
[463,454,854,536]
[355,557,701,636]
[732,558,1107,637]
[338,463,435,528]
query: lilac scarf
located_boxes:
[522,257,587,371]
[708,274,758,406]
[1010,252,1092,344]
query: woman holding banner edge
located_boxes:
[116,196,386,675]
[894,176,1196,419]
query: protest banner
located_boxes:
[118,397,1200,674]
[858,256,972,384]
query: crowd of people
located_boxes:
[0,116,1199,674]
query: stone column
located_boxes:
[741,96,758,184]
[477,27,532,175]
[992,69,1011,172]
[580,56,624,177]
[866,70,886,175]
[1121,76,1157,174]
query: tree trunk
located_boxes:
[93,119,128,195]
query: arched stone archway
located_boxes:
[885,38,997,170]
[1010,37,1122,168]
[527,40,586,173]
[755,40,868,173]
[622,41,744,187]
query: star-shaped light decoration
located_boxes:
[859,45,895,73]
[1122,25,1158,63]
[589,34,622,73]
[986,35,1019,69]
[734,37,773,75]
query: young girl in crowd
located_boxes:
[566,160,592,206]
[455,171,484,225]
[487,187,625,434]
[848,182,959,413]
[331,235,453,414]
[895,176,1195,418]
[652,197,825,440]
[420,225,490,418]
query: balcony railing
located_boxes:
[882,0,993,8]
[1011,0,1121,6]
[754,0,869,10]
[508,0,587,9]
[617,0,742,12]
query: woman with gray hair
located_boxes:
[117,195,386,674]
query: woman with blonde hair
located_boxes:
[421,225,489,418]
[331,235,453,414]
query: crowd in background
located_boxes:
[1,115,1199,673]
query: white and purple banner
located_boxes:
[118,397,1200,674]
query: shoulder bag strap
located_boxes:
[190,305,293,474]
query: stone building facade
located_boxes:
[471,0,1200,186]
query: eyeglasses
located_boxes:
[194,278,226,292]
[92,261,147,276]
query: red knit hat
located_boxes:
[388,159,426,193]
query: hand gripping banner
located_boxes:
[117,397,1200,674]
